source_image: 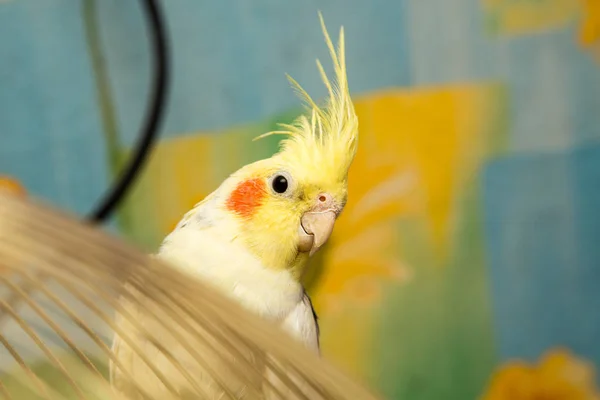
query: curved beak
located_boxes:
[297,210,337,256]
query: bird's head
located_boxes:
[174,14,358,280]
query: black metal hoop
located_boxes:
[87,0,170,223]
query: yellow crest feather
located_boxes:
[254,12,359,182]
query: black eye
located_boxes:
[272,175,289,194]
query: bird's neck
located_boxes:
[238,230,311,281]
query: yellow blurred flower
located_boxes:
[578,0,600,64]
[481,348,600,400]
[579,0,600,46]
[0,176,26,197]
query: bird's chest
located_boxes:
[229,273,304,322]
[158,229,304,321]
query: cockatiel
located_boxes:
[111,13,358,400]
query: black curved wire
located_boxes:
[87,0,170,223]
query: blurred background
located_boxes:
[1,0,600,399]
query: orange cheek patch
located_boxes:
[225,178,266,218]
